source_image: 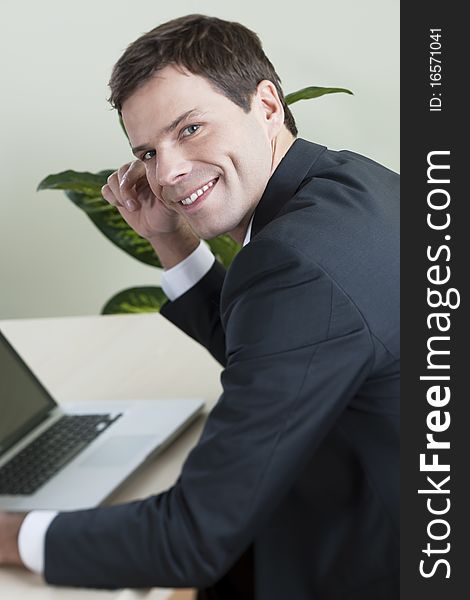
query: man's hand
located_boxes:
[102,160,185,239]
[102,160,200,269]
[0,512,27,568]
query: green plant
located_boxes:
[38,86,352,314]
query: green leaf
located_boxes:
[285,86,353,105]
[37,169,114,196]
[101,286,168,314]
[65,190,162,268]
[206,235,241,268]
[38,170,162,268]
[62,189,116,214]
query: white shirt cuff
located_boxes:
[18,510,58,574]
[160,240,215,301]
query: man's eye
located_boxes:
[142,150,156,161]
[181,124,200,137]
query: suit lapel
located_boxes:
[250,138,326,239]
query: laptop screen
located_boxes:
[0,331,56,454]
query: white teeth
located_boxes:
[180,179,216,205]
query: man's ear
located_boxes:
[254,80,285,139]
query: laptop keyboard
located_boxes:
[0,413,122,495]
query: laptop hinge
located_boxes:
[0,407,64,468]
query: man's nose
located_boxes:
[154,147,192,187]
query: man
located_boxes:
[0,14,399,599]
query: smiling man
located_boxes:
[0,14,400,599]
[117,62,293,245]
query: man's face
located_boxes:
[121,65,277,241]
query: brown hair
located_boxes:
[108,14,297,136]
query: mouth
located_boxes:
[176,177,219,211]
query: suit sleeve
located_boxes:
[160,258,227,367]
[43,237,374,589]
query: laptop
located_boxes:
[0,329,204,511]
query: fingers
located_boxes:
[119,161,146,211]
[101,161,145,212]
[101,173,122,208]
[119,160,145,193]
[101,169,132,211]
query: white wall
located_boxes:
[0,0,399,319]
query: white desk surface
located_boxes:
[0,314,223,599]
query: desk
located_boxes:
[0,314,223,600]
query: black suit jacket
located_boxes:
[44,139,400,599]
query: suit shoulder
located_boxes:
[221,236,374,362]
